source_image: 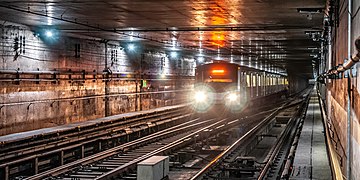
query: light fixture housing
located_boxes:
[297,8,323,14]
[128,44,135,51]
[45,30,53,37]
[198,56,204,63]
[170,51,177,58]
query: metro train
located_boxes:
[190,61,288,112]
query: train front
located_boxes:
[190,62,247,113]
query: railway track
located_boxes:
[24,99,291,180]
[190,89,311,180]
[0,105,193,180]
[1,89,309,180]
[25,117,224,180]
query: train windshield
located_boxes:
[196,63,238,93]
[204,75,235,93]
[206,82,234,93]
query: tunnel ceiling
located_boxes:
[0,0,326,78]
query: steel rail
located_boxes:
[24,117,212,180]
[257,118,299,179]
[257,94,310,179]
[95,119,229,180]
[0,109,186,155]
[0,113,192,168]
[190,103,289,180]
[0,107,187,156]
[189,96,307,180]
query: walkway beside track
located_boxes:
[290,88,331,179]
[0,104,188,143]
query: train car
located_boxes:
[191,61,288,112]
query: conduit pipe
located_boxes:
[336,37,360,72]
[104,41,111,117]
[336,37,360,73]
[324,36,359,76]
[346,0,353,179]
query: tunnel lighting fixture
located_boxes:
[198,56,204,63]
[307,47,319,50]
[305,31,321,35]
[160,73,166,79]
[128,44,135,51]
[310,54,318,58]
[170,51,177,58]
[45,30,53,38]
[297,8,323,14]
[129,31,134,41]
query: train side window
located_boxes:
[252,74,256,87]
[273,77,276,85]
[265,76,268,86]
[247,74,251,87]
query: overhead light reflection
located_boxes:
[129,31,134,41]
[46,4,53,25]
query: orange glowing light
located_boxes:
[211,32,225,47]
[205,79,232,83]
[211,69,225,74]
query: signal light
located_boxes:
[211,69,225,74]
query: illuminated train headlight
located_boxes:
[194,91,207,102]
[190,84,215,112]
[227,93,238,102]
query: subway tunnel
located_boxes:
[0,0,359,179]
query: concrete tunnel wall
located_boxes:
[0,22,196,135]
[323,0,360,178]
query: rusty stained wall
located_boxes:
[326,0,360,178]
[0,22,195,136]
